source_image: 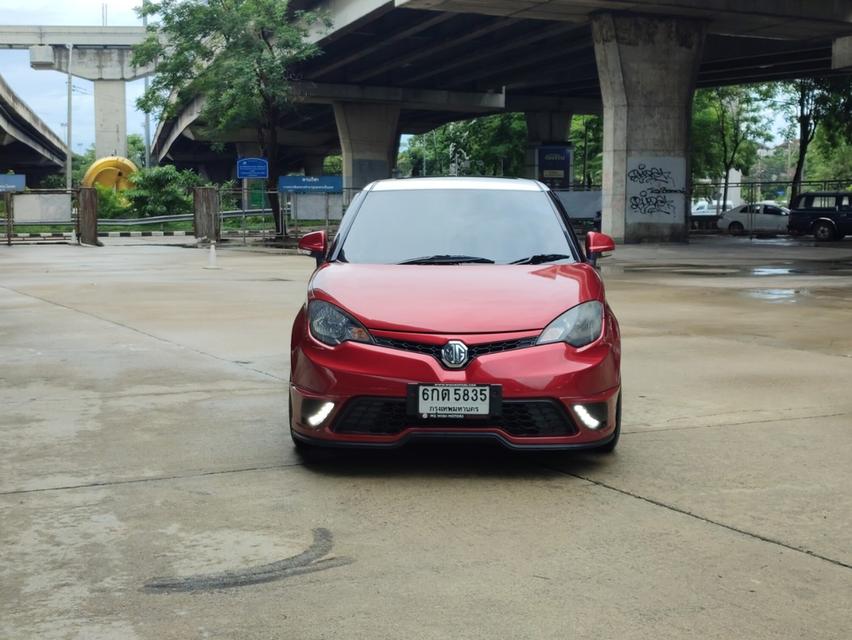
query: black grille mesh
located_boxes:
[333,397,576,437]
[372,336,538,364]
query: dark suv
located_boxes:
[787,191,852,241]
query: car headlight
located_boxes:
[308,300,372,346]
[536,301,604,347]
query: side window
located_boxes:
[799,195,837,210]
[764,206,783,216]
[839,196,852,211]
[743,205,758,213]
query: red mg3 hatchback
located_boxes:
[290,177,621,453]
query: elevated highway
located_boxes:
[154,0,852,241]
[0,73,66,184]
[0,26,151,159]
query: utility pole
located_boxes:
[65,44,74,191]
[142,0,152,167]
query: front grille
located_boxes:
[372,336,538,365]
[333,397,577,437]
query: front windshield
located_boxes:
[338,188,576,265]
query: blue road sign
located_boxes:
[278,176,343,193]
[237,157,269,179]
[0,174,26,192]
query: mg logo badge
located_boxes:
[441,340,469,369]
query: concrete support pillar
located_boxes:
[333,102,400,196]
[592,13,706,243]
[37,47,152,162]
[303,154,326,177]
[94,81,127,159]
[524,111,573,180]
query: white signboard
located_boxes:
[625,157,686,224]
[13,193,72,223]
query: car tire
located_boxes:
[728,221,745,236]
[813,221,837,242]
[593,393,621,454]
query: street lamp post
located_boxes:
[65,43,73,191]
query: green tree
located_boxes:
[693,85,774,207]
[806,125,852,187]
[133,0,329,236]
[125,165,204,218]
[323,155,342,176]
[570,115,602,186]
[780,77,852,199]
[95,184,131,219]
[400,114,528,178]
[127,134,147,169]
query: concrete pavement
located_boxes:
[1,238,851,638]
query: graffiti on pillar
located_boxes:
[626,158,686,221]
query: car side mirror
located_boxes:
[298,230,327,266]
[585,231,615,266]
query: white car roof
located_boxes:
[370,177,547,192]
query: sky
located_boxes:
[0,0,151,154]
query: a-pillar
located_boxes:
[333,102,400,197]
[524,111,573,181]
[592,14,706,243]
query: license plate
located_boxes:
[411,384,498,418]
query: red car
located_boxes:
[290,178,621,453]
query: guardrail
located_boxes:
[0,209,276,227]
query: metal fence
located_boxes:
[4,179,850,243]
[1,189,79,245]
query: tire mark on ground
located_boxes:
[143,528,353,592]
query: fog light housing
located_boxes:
[573,403,608,430]
[302,399,335,428]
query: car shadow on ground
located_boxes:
[293,442,611,480]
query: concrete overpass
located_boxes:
[0,73,66,184]
[0,26,151,159]
[154,0,852,242]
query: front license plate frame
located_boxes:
[407,384,502,419]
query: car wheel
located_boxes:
[593,393,621,454]
[728,221,745,236]
[813,221,837,242]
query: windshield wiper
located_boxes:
[398,254,495,265]
[510,253,573,265]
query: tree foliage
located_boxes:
[125,165,205,218]
[690,85,774,206]
[570,115,602,186]
[779,77,852,198]
[127,134,147,169]
[399,114,528,178]
[133,0,329,235]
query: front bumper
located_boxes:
[290,326,620,450]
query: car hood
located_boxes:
[309,262,604,333]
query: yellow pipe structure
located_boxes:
[81,156,139,190]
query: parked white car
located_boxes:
[692,200,733,216]
[717,203,790,235]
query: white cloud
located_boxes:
[0,0,153,154]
